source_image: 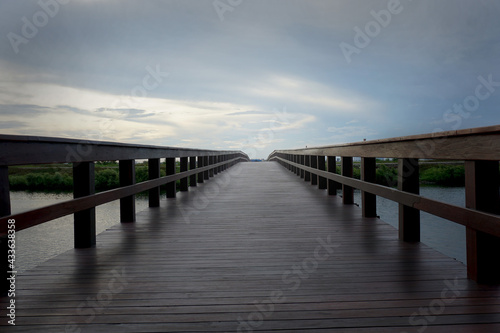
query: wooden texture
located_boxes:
[270,156,500,239]
[0,158,243,235]
[465,161,500,283]
[361,157,376,218]
[165,158,176,199]
[398,158,420,242]
[148,158,161,207]
[0,135,245,166]
[119,160,136,223]
[327,156,338,196]
[342,157,354,205]
[269,125,500,160]
[73,162,96,248]
[1,162,499,332]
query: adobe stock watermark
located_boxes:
[213,0,244,22]
[7,0,71,54]
[439,74,499,131]
[340,0,413,64]
[401,277,465,333]
[64,268,129,333]
[64,64,169,165]
[235,235,341,332]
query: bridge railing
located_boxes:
[268,125,500,284]
[0,134,248,292]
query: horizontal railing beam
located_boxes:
[0,157,243,234]
[268,125,500,161]
[0,135,246,166]
[271,156,500,239]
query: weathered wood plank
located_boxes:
[0,162,499,332]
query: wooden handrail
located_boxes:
[268,125,500,283]
[0,134,249,293]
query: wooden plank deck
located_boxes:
[1,161,500,332]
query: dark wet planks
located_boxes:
[1,162,499,332]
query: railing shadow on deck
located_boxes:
[0,134,249,294]
[268,125,500,284]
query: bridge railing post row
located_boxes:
[180,157,188,191]
[310,155,318,186]
[119,159,136,222]
[341,157,354,204]
[73,161,96,247]
[166,157,176,198]
[465,160,500,283]
[304,155,311,182]
[189,156,197,187]
[148,158,161,207]
[398,158,420,242]
[295,155,299,176]
[327,156,338,195]
[361,157,377,218]
[0,166,11,295]
[209,156,215,177]
[318,156,327,190]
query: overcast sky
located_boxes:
[1,0,499,158]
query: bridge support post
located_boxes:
[304,155,311,182]
[318,156,327,190]
[120,160,136,222]
[204,156,209,180]
[190,156,197,187]
[166,157,176,198]
[398,158,419,242]
[300,155,305,179]
[311,155,318,186]
[209,156,215,177]
[73,161,96,246]
[0,166,11,295]
[180,157,188,191]
[148,158,160,207]
[328,156,338,195]
[361,157,377,218]
[465,160,500,283]
[342,157,354,204]
[198,156,204,183]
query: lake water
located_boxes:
[11,186,466,273]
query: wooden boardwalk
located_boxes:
[1,162,500,332]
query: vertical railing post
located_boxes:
[310,155,318,186]
[204,156,209,180]
[465,160,500,283]
[361,157,377,218]
[341,157,354,204]
[73,162,96,247]
[148,158,160,207]
[0,166,11,295]
[198,156,204,183]
[327,156,338,195]
[213,156,219,175]
[190,156,197,187]
[180,157,188,191]
[398,158,420,242]
[304,155,311,182]
[166,157,176,198]
[300,155,305,179]
[318,156,327,190]
[209,156,215,177]
[119,159,136,222]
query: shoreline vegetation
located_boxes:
[8,160,469,193]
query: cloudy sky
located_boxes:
[1,0,499,158]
